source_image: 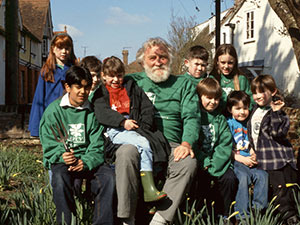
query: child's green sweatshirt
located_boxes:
[196,109,233,177]
[40,94,105,170]
[182,72,208,87]
[219,73,254,110]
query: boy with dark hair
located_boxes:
[183,45,209,86]
[195,77,238,220]
[227,90,268,220]
[79,55,102,100]
[40,65,115,225]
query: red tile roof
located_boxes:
[19,0,50,41]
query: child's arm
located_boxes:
[266,101,290,138]
[121,119,139,130]
[233,150,257,167]
[78,116,105,171]
[40,115,70,169]
[205,116,233,177]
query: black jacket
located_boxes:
[92,79,170,163]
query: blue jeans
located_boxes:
[234,161,268,218]
[51,163,115,225]
[107,127,153,171]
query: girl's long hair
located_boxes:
[41,34,77,82]
[210,44,243,90]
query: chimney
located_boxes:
[122,49,129,66]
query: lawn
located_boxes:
[0,141,300,225]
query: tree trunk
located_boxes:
[269,0,300,70]
[5,0,19,105]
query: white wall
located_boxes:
[231,1,300,98]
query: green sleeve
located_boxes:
[40,109,67,169]
[80,115,105,170]
[180,80,201,147]
[239,75,255,109]
[207,116,233,177]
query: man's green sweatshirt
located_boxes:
[126,72,200,146]
[196,109,233,177]
[40,94,105,170]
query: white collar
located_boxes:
[60,93,91,110]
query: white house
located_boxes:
[224,0,300,98]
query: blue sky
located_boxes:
[51,0,234,63]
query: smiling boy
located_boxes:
[39,66,115,225]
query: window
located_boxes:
[30,40,37,59]
[20,33,26,53]
[223,32,226,44]
[42,38,48,57]
[245,11,254,41]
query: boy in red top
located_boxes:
[92,56,167,206]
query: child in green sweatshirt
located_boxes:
[195,77,238,219]
[40,66,115,225]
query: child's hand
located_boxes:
[270,99,285,111]
[68,159,84,172]
[249,148,257,162]
[62,149,78,165]
[234,152,257,167]
[242,156,258,167]
[123,119,139,130]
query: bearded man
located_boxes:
[116,37,201,225]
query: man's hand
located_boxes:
[174,142,194,162]
[68,159,84,172]
[62,149,78,165]
[122,119,139,130]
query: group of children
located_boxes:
[29,33,299,225]
[185,44,299,224]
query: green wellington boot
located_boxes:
[140,171,167,202]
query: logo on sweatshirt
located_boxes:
[222,87,233,96]
[68,123,85,144]
[145,92,156,104]
[201,124,215,151]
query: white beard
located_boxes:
[144,64,171,83]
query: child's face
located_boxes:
[184,58,208,78]
[53,46,71,66]
[217,53,235,76]
[90,71,101,91]
[65,79,91,107]
[253,88,276,107]
[103,73,124,89]
[230,101,249,122]
[201,95,220,112]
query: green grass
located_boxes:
[1,145,299,224]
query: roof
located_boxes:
[19,0,50,41]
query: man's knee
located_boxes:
[115,144,139,162]
[178,156,197,175]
